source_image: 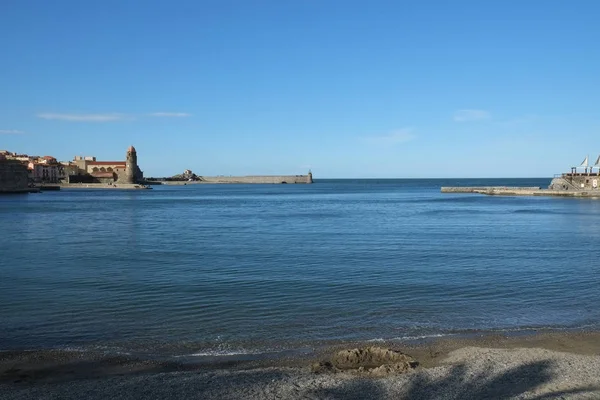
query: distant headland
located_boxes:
[0,146,313,193]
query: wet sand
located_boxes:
[3,332,600,399]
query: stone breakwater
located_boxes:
[441,186,600,197]
[159,175,313,185]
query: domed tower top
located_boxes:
[123,145,138,184]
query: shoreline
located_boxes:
[59,183,151,190]
[3,331,600,399]
[441,186,600,198]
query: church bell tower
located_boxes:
[124,145,137,184]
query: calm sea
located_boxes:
[2,179,600,358]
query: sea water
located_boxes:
[2,179,600,358]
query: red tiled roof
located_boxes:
[88,161,126,165]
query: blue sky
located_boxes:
[1,0,599,178]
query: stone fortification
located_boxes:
[0,160,30,193]
[120,145,137,184]
[441,170,600,198]
[199,174,312,184]
[548,174,600,191]
[70,145,142,185]
[156,171,313,185]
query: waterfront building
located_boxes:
[69,146,143,184]
[27,156,64,183]
[549,154,600,190]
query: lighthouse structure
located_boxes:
[123,145,137,184]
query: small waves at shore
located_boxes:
[31,323,600,362]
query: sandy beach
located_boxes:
[3,332,600,399]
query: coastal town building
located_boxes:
[27,156,66,183]
[0,145,144,191]
[2,151,38,163]
[69,146,143,184]
[0,152,64,183]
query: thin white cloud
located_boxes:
[366,128,415,144]
[453,109,491,122]
[37,113,129,122]
[0,129,24,134]
[148,112,191,117]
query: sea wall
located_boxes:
[0,161,30,193]
[159,175,313,185]
[441,186,600,197]
[441,186,541,193]
[440,175,600,198]
[201,175,312,184]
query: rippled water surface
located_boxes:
[2,179,600,356]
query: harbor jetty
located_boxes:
[146,170,314,185]
[442,155,600,198]
[440,186,600,197]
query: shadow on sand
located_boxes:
[310,360,599,400]
[3,356,600,399]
